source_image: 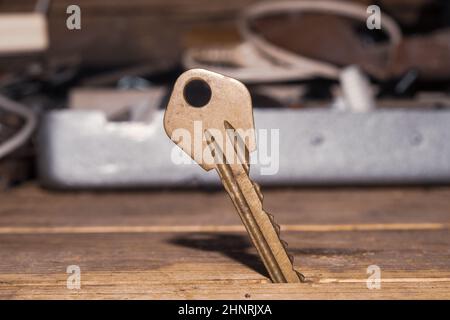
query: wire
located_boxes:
[237,0,402,79]
[0,95,37,159]
[184,1,403,82]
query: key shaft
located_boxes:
[207,129,303,283]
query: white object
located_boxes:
[0,13,49,55]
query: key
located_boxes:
[164,69,304,283]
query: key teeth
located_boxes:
[262,206,302,282]
[287,253,294,264]
[252,181,263,201]
[269,215,281,235]
[247,165,303,282]
[251,178,302,282]
[296,270,306,282]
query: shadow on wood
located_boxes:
[169,233,270,278]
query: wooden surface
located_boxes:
[0,184,449,299]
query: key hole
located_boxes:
[183,79,211,108]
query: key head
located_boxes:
[164,69,256,171]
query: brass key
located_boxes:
[164,69,303,283]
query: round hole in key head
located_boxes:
[183,79,212,108]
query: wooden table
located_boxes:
[0,184,449,299]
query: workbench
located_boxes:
[0,184,448,299]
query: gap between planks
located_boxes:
[0,222,448,234]
[319,278,450,284]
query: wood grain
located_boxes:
[0,184,449,299]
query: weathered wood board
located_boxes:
[0,185,449,299]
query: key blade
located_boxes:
[206,130,303,283]
[164,69,256,171]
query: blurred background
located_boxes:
[1,0,450,190]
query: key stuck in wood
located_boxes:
[164,68,304,283]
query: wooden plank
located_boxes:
[1,185,449,227]
[0,185,449,299]
[0,230,449,299]
[0,222,448,234]
[0,230,449,274]
[0,13,48,55]
[1,273,449,299]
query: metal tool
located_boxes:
[164,69,303,283]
